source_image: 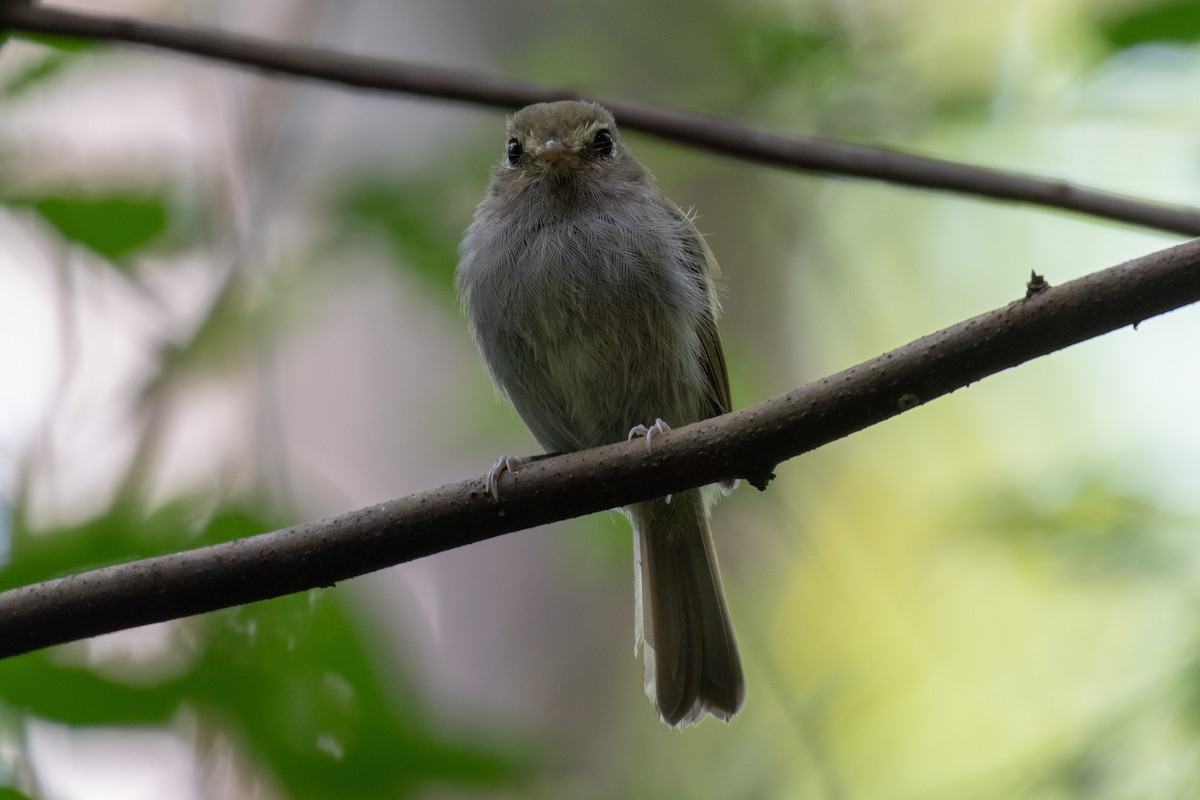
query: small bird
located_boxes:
[456,100,744,727]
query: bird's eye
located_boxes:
[592,129,614,157]
[506,138,523,165]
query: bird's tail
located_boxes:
[632,490,744,727]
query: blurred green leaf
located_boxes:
[149,273,271,388]
[0,494,530,796]
[144,263,318,403]
[0,651,183,725]
[0,36,104,98]
[0,788,34,800]
[0,497,280,591]
[2,52,80,99]
[334,177,463,302]
[723,14,833,89]
[0,592,527,796]
[11,34,99,54]
[960,476,1190,578]
[1099,0,1200,49]
[6,193,168,262]
[201,592,525,797]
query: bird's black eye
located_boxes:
[506,138,523,165]
[592,129,614,157]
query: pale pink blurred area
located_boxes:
[26,720,205,800]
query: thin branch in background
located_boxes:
[1,3,1199,235]
[2,236,1199,660]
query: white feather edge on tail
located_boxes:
[631,490,744,728]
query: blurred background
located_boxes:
[1,0,1200,797]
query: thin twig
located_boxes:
[1,3,1199,235]
[2,237,1199,659]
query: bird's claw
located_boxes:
[627,418,671,448]
[628,418,673,503]
[486,455,532,501]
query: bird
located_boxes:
[456,100,744,727]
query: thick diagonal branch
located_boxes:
[1,3,1199,235]
[0,238,1198,659]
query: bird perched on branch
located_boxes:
[456,100,744,727]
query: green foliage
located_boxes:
[0,35,104,98]
[6,34,97,54]
[0,499,277,590]
[334,176,464,304]
[5,193,170,263]
[0,46,172,269]
[1180,636,1200,731]
[961,475,1187,578]
[722,13,835,91]
[146,270,302,396]
[0,593,524,797]
[0,500,527,797]
[1099,0,1200,49]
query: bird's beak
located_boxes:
[538,139,573,165]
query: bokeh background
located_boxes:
[2,0,1200,797]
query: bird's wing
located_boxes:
[670,202,732,418]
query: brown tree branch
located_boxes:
[1,238,1199,659]
[1,3,1199,235]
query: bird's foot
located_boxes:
[627,418,671,447]
[627,418,673,503]
[485,455,532,501]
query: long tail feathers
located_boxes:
[633,491,744,727]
